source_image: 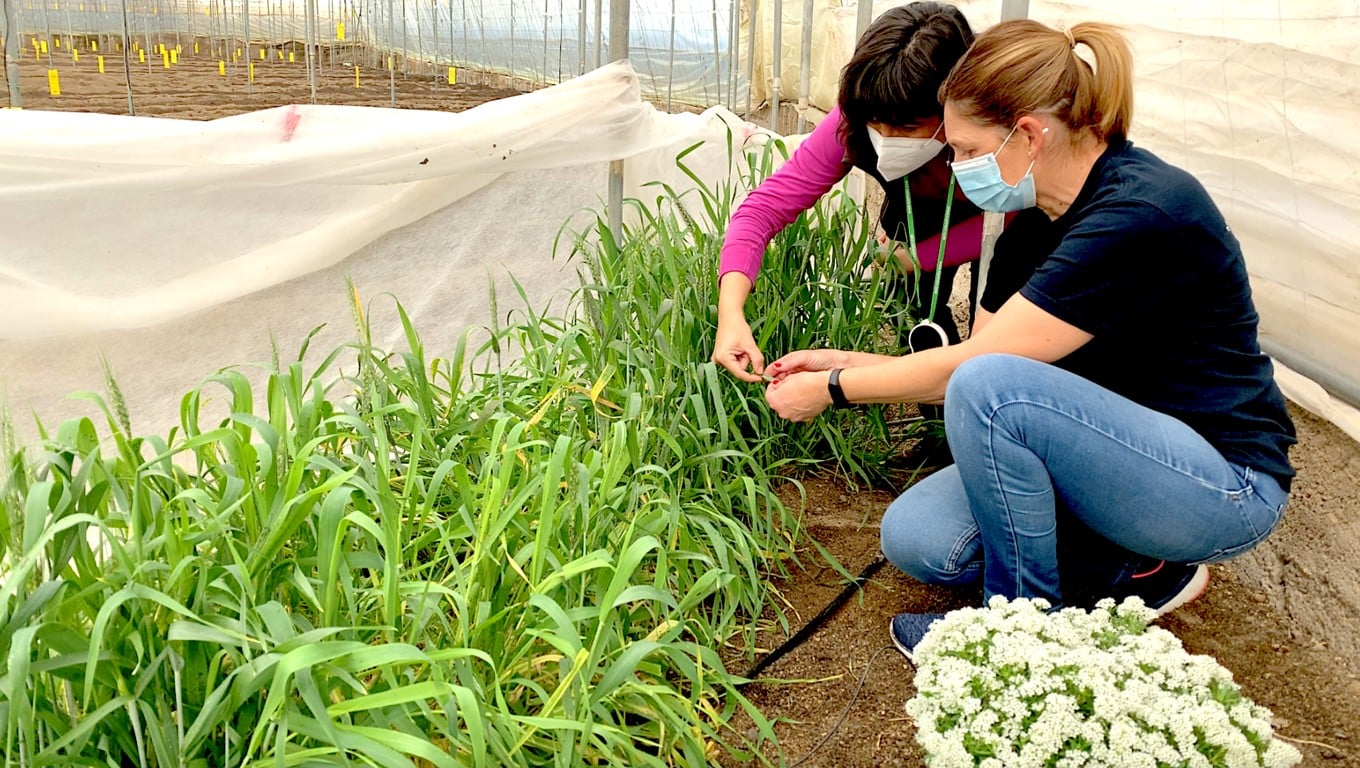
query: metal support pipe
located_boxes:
[576,0,584,73]
[592,0,600,68]
[118,0,134,113]
[305,0,317,102]
[605,0,628,238]
[770,0,780,131]
[797,0,811,133]
[1000,0,1029,21]
[2,0,21,107]
[727,0,738,110]
[854,0,869,40]
[244,0,252,92]
[710,0,720,104]
[665,0,675,110]
[744,0,755,116]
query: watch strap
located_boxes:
[827,368,851,409]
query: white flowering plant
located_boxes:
[905,596,1302,768]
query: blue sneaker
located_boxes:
[889,612,945,664]
[1103,559,1210,617]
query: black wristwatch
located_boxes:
[827,368,851,409]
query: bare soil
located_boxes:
[8,47,1359,767]
[729,404,1360,767]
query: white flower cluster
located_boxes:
[905,596,1302,768]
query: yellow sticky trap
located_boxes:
[54,37,60,48]
[386,55,393,70]
[138,48,145,63]
[277,49,283,60]
[337,22,345,41]
[354,65,359,87]
[448,66,455,85]
[48,69,60,96]
[170,50,177,64]
[288,51,295,63]
[98,55,104,73]
[91,40,97,51]
[218,60,225,76]
[73,50,79,62]
[193,42,198,54]
[248,62,255,82]
[259,49,265,59]
[40,40,48,54]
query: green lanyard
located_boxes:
[901,174,957,321]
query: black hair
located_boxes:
[837,3,974,163]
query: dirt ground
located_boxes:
[7,46,1359,767]
[2,40,525,118]
[730,403,1360,767]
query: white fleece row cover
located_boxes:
[0,62,820,447]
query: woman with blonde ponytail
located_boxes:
[760,19,1297,660]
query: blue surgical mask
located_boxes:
[950,124,1040,213]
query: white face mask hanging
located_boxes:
[867,124,945,181]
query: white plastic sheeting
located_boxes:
[747,0,1360,443]
[0,62,790,445]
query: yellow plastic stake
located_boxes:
[194,42,198,54]
[54,37,60,48]
[47,69,60,95]
[218,60,225,76]
[98,54,105,73]
[170,49,178,64]
[259,48,265,59]
[91,40,97,51]
[288,51,295,63]
[162,51,169,68]
[40,40,48,54]
[277,49,283,60]
[448,66,455,85]
[386,55,392,70]
[337,22,345,41]
[248,62,255,82]
[73,49,79,62]
[354,65,359,87]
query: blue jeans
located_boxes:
[880,354,1289,605]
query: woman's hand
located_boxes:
[765,348,847,378]
[765,370,832,422]
[875,228,917,274]
[712,314,765,382]
[762,348,853,422]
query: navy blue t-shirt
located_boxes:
[981,138,1296,488]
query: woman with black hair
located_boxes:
[712,2,982,382]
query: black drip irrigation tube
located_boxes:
[740,555,889,682]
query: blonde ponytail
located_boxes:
[940,19,1134,142]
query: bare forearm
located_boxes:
[833,347,963,405]
[718,272,753,322]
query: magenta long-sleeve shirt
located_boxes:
[718,105,988,286]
